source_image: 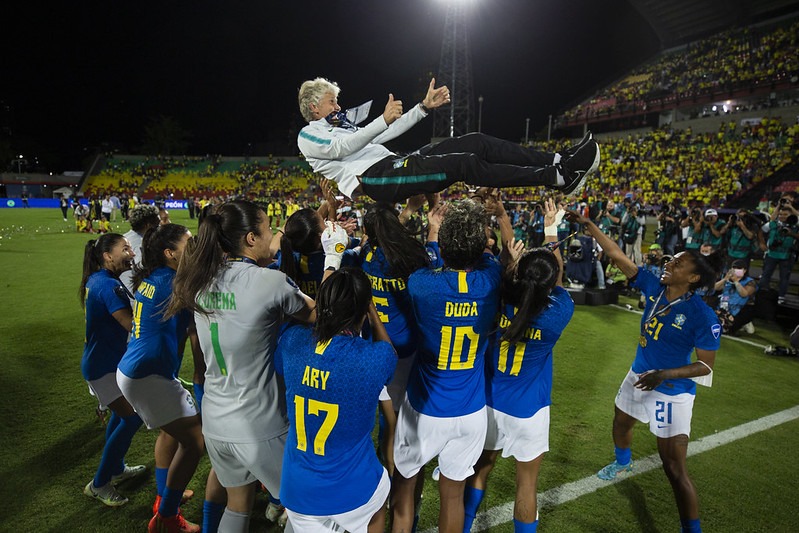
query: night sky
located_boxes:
[3,0,660,170]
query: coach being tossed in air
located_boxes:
[296,77,599,204]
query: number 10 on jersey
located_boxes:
[437,326,480,370]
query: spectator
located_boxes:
[713,260,757,334]
[758,202,799,305]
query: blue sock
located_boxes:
[193,382,204,410]
[463,486,485,532]
[103,412,124,477]
[513,519,538,532]
[93,413,143,487]
[155,467,169,497]
[680,518,701,533]
[614,446,632,466]
[160,486,184,518]
[202,500,226,533]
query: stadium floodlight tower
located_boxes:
[432,0,475,139]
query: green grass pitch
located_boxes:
[1,207,797,532]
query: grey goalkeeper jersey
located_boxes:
[195,261,308,443]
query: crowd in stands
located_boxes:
[495,119,798,207]
[560,19,799,124]
[83,155,316,204]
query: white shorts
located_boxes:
[87,372,123,408]
[484,405,550,462]
[386,355,415,412]
[393,395,486,481]
[379,386,391,403]
[204,432,286,492]
[615,369,695,438]
[116,370,198,429]
[286,469,390,533]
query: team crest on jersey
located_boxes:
[392,157,408,169]
[711,324,721,339]
[673,314,686,328]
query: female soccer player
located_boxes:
[276,268,396,532]
[167,200,316,533]
[571,209,722,533]
[115,224,203,533]
[359,201,443,413]
[275,207,358,298]
[391,199,501,533]
[79,233,145,507]
[463,198,574,533]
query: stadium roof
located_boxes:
[628,0,799,47]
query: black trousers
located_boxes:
[360,133,556,203]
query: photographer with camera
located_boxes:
[597,200,620,238]
[655,203,679,255]
[681,207,705,251]
[620,203,645,265]
[758,198,798,305]
[701,209,725,250]
[527,202,546,248]
[720,209,759,270]
[713,260,757,335]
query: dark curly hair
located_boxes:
[438,200,488,270]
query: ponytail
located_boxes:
[501,248,559,344]
[79,233,126,308]
[314,267,372,343]
[132,223,189,291]
[280,208,323,282]
[167,200,263,317]
[363,204,429,279]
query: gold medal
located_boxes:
[639,334,647,348]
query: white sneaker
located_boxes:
[111,464,146,485]
[742,322,755,334]
[266,501,288,527]
[84,481,128,507]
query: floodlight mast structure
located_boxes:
[432,1,474,138]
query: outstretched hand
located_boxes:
[542,198,560,227]
[383,93,403,125]
[564,208,590,226]
[422,78,451,110]
[507,237,525,263]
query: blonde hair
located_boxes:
[298,78,340,122]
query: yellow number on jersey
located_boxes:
[437,326,480,370]
[498,340,525,376]
[293,395,339,456]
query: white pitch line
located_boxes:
[422,405,799,533]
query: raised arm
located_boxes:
[567,209,638,279]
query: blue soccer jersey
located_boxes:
[405,253,501,417]
[631,267,721,396]
[118,267,189,380]
[357,242,443,359]
[81,269,131,381]
[270,248,359,299]
[487,286,574,418]
[276,325,396,516]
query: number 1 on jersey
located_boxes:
[209,322,228,376]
